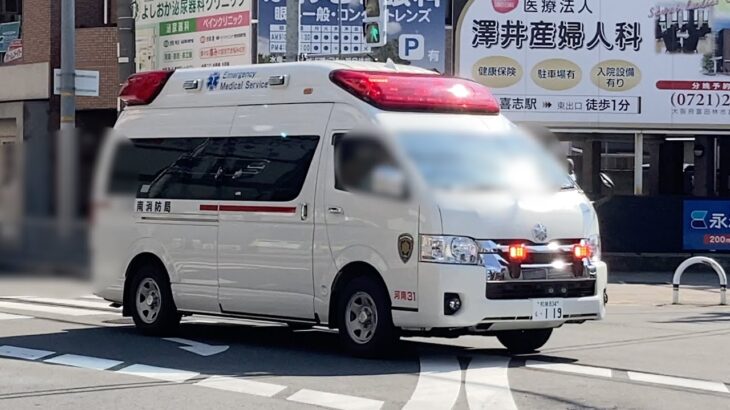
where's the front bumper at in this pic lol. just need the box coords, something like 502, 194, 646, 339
391, 261, 607, 330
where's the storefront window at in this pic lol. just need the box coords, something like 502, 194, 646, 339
1, 0, 21, 23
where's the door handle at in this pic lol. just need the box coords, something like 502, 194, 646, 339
327, 207, 344, 215
300, 203, 309, 221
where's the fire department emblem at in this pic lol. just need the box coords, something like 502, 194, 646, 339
492, 0, 519, 13
398, 234, 414, 263
532, 224, 548, 243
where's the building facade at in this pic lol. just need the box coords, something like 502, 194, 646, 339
0, 0, 120, 271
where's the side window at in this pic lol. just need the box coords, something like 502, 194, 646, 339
108, 137, 222, 200
219, 135, 320, 202
334, 135, 399, 194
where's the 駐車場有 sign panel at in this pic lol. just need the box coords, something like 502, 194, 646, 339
454, 0, 730, 128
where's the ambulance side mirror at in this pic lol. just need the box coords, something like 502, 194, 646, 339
371, 165, 407, 199
600, 172, 615, 192
592, 172, 615, 209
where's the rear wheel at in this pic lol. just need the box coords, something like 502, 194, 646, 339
337, 276, 398, 357
496, 328, 553, 354
129, 264, 181, 336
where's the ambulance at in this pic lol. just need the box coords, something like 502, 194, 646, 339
92, 61, 607, 356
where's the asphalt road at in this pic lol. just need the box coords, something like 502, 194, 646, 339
0, 276, 728, 409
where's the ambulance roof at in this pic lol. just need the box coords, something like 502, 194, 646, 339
140, 61, 437, 109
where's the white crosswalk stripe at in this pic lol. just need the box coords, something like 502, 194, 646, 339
465, 356, 518, 410
287, 389, 384, 410
116, 364, 200, 383
525, 360, 613, 378
628, 371, 729, 394
195, 375, 287, 397
0, 300, 113, 316
402, 355, 462, 410
0, 345, 55, 360
45, 354, 123, 370
0, 312, 32, 320
14, 296, 119, 312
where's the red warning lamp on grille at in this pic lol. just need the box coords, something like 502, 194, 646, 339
329, 69, 501, 114
573, 242, 591, 260
508, 244, 528, 262
119, 70, 174, 106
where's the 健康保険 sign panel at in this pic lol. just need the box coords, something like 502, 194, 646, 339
455, 0, 730, 128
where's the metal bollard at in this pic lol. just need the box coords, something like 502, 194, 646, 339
672, 256, 727, 306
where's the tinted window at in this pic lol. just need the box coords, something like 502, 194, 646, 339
108, 137, 222, 200
334, 136, 396, 193
219, 135, 319, 201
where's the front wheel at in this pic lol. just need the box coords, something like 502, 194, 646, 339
337, 276, 398, 357
129, 264, 181, 336
496, 328, 553, 354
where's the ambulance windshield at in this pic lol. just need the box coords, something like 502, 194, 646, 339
399, 131, 575, 193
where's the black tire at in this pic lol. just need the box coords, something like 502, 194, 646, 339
337, 276, 398, 357
128, 264, 181, 336
497, 328, 553, 354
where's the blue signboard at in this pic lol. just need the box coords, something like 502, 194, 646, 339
257, 0, 445, 72
683, 200, 730, 251
0, 22, 21, 54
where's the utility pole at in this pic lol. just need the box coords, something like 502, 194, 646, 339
117, 0, 136, 111
57, 0, 76, 237
285, 0, 299, 62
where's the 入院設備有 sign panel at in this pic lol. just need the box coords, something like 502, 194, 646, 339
454, 0, 730, 128
133, 0, 252, 71
683, 200, 730, 251
257, 0, 446, 73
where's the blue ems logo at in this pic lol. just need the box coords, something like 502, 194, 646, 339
207, 72, 220, 91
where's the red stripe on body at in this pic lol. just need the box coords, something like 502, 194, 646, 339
219, 205, 297, 214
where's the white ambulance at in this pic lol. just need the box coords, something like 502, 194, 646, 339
92, 61, 607, 356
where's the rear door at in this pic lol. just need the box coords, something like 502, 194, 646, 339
112, 106, 236, 313
130, 137, 223, 313
217, 104, 331, 320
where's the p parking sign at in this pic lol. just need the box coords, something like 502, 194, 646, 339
399, 34, 424, 61
683, 200, 730, 251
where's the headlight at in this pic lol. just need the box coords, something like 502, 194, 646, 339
588, 234, 601, 262
420, 235, 479, 265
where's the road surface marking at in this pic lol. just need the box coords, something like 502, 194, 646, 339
12, 296, 119, 312
0, 345, 55, 360
0, 313, 32, 321
402, 355, 461, 410
117, 364, 199, 383
525, 361, 613, 378
627, 371, 729, 393
195, 375, 286, 397
0, 301, 112, 316
287, 389, 384, 410
465, 356, 518, 410
163, 337, 229, 356
45, 354, 123, 370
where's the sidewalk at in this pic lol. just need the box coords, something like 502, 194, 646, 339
608, 271, 727, 306
0, 272, 727, 309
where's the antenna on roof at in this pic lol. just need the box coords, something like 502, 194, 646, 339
385, 58, 397, 71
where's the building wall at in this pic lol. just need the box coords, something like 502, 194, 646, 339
76, 27, 119, 110
17, 0, 54, 65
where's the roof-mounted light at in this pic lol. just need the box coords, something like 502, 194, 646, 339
329, 69, 500, 114
119, 70, 174, 106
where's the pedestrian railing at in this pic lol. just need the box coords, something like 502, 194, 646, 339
672, 256, 727, 306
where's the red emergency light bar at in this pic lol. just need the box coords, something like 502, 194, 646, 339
329, 69, 500, 115
119, 70, 174, 106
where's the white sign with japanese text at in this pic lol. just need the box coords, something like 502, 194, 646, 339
455, 0, 730, 128
133, 0, 252, 71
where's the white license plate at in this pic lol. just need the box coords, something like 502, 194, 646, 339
531, 299, 564, 321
